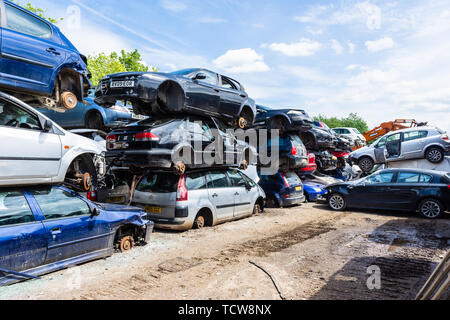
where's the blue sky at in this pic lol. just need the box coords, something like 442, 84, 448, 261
31, 0, 450, 132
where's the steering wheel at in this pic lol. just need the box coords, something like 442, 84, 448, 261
5, 119, 19, 127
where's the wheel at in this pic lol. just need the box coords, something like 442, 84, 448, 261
269, 117, 287, 133
119, 235, 134, 252
358, 157, 374, 173
60, 91, 78, 110
85, 112, 104, 130
418, 199, 444, 219
425, 147, 444, 164
266, 195, 279, 208
328, 193, 347, 211
193, 214, 206, 229
252, 203, 261, 215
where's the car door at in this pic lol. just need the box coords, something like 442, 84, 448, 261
385, 133, 402, 160
30, 187, 111, 264
0, 2, 66, 91
205, 171, 235, 221
390, 171, 428, 210
218, 76, 245, 118
347, 171, 396, 209
186, 70, 221, 115
0, 97, 62, 183
401, 130, 428, 160
0, 190, 47, 279
226, 170, 252, 217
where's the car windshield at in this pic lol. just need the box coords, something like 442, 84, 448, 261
257, 105, 271, 111
352, 128, 361, 134
136, 173, 179, 193
170, 69, 197, 76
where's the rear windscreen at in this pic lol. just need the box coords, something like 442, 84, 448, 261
136, 173, 179, 193
285, 172, 302, 185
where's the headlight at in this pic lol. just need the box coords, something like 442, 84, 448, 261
110, 105, 130, 113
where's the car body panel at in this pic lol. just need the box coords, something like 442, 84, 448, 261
303, 182, 327, 202
0, 186, 153, 286
258, 171, 305, 207
253, 105, 314, 132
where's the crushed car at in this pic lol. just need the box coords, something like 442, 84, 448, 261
253, 105, 314, 132
300, 121, 338, 151
258, 171, 305, 208
0, 0, 91, 111
0, 185, 153, 286
0, 92, 105, 191
94, 68, 256, 129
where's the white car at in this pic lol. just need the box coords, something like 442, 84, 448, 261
0, 92, 105, 190
332, 127, 366, 146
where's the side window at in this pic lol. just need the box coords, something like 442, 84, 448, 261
198, 71, 218, 86
32, 188, 91, 220
242, 174, 256, 187
386, 133, 401, 143
186, 172, 207, 190
227, 170, 246, 187
221, 77, 237, 90
365, 172, 395, 184
0, 99, 42, 130
403, 131, 427, 142
377, 136, 388, 148
342, 129, 351, 134
397, 172, 420, 183
419, 174, 433, 183
5, 4, 52, 38
0, 191, 35, 227
206, 171, 230, 188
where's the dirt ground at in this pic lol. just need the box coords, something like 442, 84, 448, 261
1, 203, 449, 300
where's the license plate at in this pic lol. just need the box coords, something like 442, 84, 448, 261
145, 206, 162, 214
131, 113, 146, 120
108, 196, 125, 203
295, 186, 303, 192
110, 81, 135, 88
110, 142, 129, 150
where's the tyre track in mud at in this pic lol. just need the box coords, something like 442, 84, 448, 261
79, 212, 350, 299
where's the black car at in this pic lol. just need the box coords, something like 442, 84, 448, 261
314, 150, 338, 173
253, 105, 314, 132
326, 169, 450, 219
94, 68, 256, 129
105, 116, 256, 175
300, 121, 338, 150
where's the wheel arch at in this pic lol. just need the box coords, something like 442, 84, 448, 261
56, 67, 84, 101
196, 207, 214, 227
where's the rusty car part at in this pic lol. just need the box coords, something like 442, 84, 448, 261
416, 250, 450, 300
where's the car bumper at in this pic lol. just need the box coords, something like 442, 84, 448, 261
279, 155, 308, 170
106, 150, 173, 168
280, 194, 305, 207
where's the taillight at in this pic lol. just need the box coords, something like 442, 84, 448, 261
106, 134, 117, 143
87, 191, 97, 201
280, 172, 290, 188
442, 135, 449, 141
176, 174, 188, 201
135, 132, 159, 142
291, 146, 298, 156
308, 153, 316, 164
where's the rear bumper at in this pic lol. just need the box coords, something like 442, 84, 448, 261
280, 194, 305, 207
106, 150, 173, 168
279, 155, 308, 170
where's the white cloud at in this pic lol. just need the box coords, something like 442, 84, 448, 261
268, 38, 321, 57
365, 37, 395, 52
160, 0, 187, 12
213, 48, 270, 74
347, 41, 356, 54
330, 39, 344, 55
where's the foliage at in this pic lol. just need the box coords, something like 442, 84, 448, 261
314, 113, 369, 133
12, 1, 62, 24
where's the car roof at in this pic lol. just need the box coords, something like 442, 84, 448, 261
385, 126, 437, 135
378, 168, 445, 176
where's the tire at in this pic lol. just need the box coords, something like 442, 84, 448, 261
418, 199, 444, 219
425, 147, 444, 164
328, 193, 347, 211
358, 157, 375, 173
85, 112, 104, 130
266, 195, 280, 208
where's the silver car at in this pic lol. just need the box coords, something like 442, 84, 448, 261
349, 127, 450, 172
131, 169, 266, 231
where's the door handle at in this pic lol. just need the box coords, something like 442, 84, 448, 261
235, 192, 239, 196
46, 48, 61, 55
50, 227, 62, 234
212, 193, 218, 198
240, 94, 247, 98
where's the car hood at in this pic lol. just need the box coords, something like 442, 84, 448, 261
61, 130, 106, 154
351, 145, 372, 156
98, 203, 144, 213
304, 182, 325, 189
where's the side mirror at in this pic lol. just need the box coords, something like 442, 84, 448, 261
193, 73, 207, 81
43, 119, 53, 132
245, 182, 253, 190
89, 204, 100, 218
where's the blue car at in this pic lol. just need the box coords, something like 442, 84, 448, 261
258, 171, 305, 208
0, 185, 154, 286
303, 182, 327, 202
0, 0, 90, 111
35, 96, 141, 130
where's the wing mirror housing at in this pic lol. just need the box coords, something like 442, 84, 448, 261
88, 204, 100, 218
193, 72, 207, 81
43, 119, 53, 132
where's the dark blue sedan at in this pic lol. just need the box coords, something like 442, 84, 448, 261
35, 96, 143, 130
258, 171, 305, 208
0, 1, 90, 111
0, 186, 154, 286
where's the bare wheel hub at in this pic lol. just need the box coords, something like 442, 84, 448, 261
195, 216, 205, 229
174, 161, 186, 175
61, 91, 78, 110
119, 236, 134, 252
238, 117, 248, 129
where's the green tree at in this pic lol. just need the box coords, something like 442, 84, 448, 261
88, 50, 157, 86
314, 113, 369, 133
12, 1, 62, 24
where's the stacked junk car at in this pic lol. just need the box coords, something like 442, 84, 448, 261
0, 0, 450, 298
